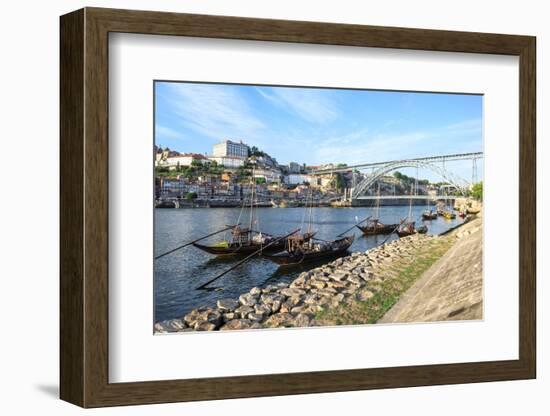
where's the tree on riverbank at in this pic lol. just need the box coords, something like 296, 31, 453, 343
471, 181, 483, 201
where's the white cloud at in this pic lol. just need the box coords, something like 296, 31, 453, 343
311, 118, 483, 168
155, 125, 186, 141
256, 87, 338, 124
164, 83, 265, 141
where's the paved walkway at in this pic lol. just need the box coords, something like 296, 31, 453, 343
379, 216, 483, 323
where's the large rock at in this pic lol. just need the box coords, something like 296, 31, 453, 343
194, 321, 217, 331
217, 298, 239, 312
235, 305, 254, 318
254, 304, 271, 316
290, 305, 306, 315
270, 300, 282, 313
220, 319, 253, 331
261, 293, 285, 305
249, 286, 262, 296
248, 312, 265, 323
239, 293, 259, 307
183, 308, 221, 328
223, 312, 237, 322
154, 323, 167, 333
280, 288, 306, 297
330, 271, 348, 281
294, 313, 313, 327
264, 313, 295, 328
303, 293, 319, 305
156, 319, 188, 332
199, 310, 223, 328
347, 275, 364, 286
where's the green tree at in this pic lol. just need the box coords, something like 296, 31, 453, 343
471, 181, 483, 201
186, 191, 198, 200
333, 173, 345, 190
183, 166, 195, 179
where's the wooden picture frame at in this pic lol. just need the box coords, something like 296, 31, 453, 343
60, 7, 536, 408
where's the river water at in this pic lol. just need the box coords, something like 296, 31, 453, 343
154, 206, 463, 321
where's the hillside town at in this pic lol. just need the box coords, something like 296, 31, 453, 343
155, 139, 441, 208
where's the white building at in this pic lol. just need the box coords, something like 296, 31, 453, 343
288, 162, 302, 174
164, 153, 209, 169
254, 168, 281, 183
208, 155, 245, 169
213, 139, 249, 158
284, 174, 312, 185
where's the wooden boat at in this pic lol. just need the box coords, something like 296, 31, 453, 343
443, 211, 456, 220
156, 199, 177, 208
415, 225, 428, 234
396, 221, 416, 238
356, 186, 398, 236
193, 227, 315, 256
264, 235, 355, 266
356, 219, 398, 236
192, 227, 282, 255
422, 210, 438, 220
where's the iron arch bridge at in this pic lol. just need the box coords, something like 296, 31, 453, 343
309, 152, 483, 200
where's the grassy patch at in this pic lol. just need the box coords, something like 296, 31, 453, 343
314, 237, 455, 326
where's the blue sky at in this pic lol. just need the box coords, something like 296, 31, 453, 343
155, 81, 483, 181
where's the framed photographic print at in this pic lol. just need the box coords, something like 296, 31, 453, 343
60, 7, 536, 408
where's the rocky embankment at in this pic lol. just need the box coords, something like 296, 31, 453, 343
155, 225, 468, 333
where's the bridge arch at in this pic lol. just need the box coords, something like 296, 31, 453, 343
352, 160, 470, 199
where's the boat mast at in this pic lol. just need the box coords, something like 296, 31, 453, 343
408, 184, 413, 221
376, 183, 381, 220
307, 187, 314, 234
249, 164, 255, 232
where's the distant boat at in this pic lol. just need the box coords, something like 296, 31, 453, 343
422, 210, 438, 220
422, 196, 437, 220
397, 184, 427, 237
443, 211, 456, 220
264, 235, 355, 266
415, 224, 428, 234
156, 199, 177, 208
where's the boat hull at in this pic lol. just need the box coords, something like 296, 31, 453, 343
264, 236, 355, 266
356, 223, 398, 236
422, 213, 438, 220
192, 241, 285, 256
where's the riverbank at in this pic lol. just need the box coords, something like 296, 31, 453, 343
379, 213, 482, 323
154, 214, 480, 332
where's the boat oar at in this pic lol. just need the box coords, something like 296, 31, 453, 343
154, 225, 236, 260
338, 216, 371, 237
196, 228, 300, 290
